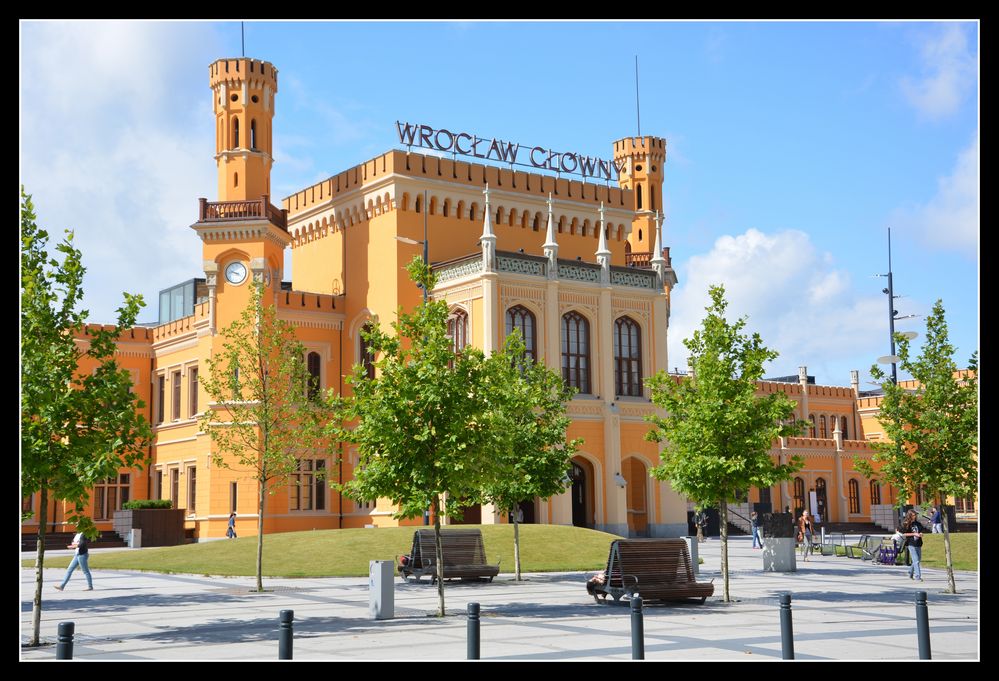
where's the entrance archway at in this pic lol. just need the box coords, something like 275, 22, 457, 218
623, 456, 649, 537
571, 457, 595, 528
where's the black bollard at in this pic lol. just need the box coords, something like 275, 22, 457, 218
631, 597, 645, 660
278, 609, 294, 660
467, 602, 480, 660
915, 591, 931, 660
56, 621, 75, 660
779, 592, 794, 660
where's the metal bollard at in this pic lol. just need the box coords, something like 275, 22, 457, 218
467, 602, 480, 660
56, 621, 75, 660
779, 592, 794, 660
278, 609, 294, 660
631, 597, 645, 660
915, 591, 931, 660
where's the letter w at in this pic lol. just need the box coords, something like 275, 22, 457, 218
396, 121, 419, 146
496, 142, 520, 163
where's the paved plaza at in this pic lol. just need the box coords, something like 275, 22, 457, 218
20, 535, 979, 661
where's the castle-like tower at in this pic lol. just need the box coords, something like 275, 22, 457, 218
209, 57, 278, 202
613, 136, 666, 256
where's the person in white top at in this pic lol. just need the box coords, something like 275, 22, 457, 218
53, 531, 93, 591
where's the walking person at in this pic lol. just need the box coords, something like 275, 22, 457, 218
798, 510, 815, 561
750, 511, 762, 549
226, 512, 237, 539
903, 509, 925, 581
930, 506, 943, 534
693, 510, 708, 543
53, 531, 92, 591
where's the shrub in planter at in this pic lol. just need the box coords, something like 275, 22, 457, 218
122, 499, 173, 510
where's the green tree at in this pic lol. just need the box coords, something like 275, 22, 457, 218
325, 258, 498, 617
20, 188, 152, 646
856, 300, 978, 594
199, 282, 326, 593
481, 332, 582, 580
645, 285, 806, 601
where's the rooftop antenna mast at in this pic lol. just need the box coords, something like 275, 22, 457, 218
241, 22, 245, 57
635, 56, 642, 137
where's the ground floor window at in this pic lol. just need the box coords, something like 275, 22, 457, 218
954, 497, 976, 514
94, 474, 131, 520
848, 479, 861, 514
187, 466, 197, 513
290, 459, 327, 511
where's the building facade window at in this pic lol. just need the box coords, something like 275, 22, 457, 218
189, 367, 199, 417
954, 497, 976, 514
22, 494, 34, 515
815, 477, 828, 521
170, 469, 179, 510
307, 351, 321, 401
447, 309, 468, 354
93, 473, 130, 521
230, 481, 238, 514
290, 459, 327, 511
187, 466, 197, 513
841, 416, 849, 440
157, 375, 165, 424
808, 414, 815, 438
233, 117, 239, 148
505, 305, 537, 362
758, 486, 771, 507
250, 119, 257, 149
819, 415, 827, 439
614, 316, 643, 397
870, 480, 881, 506
561, 311, 591, 394
172, 370, 182, 420
153, 469, 163, 501
793, 477, 805, 514
848, 479, 861, 514
359, 324, 376, 380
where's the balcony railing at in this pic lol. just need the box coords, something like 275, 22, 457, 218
198, 195, 287, 231
625, 247, 672, 269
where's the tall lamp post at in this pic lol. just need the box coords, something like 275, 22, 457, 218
395, 189, 429, 304
876, 228, 918, 384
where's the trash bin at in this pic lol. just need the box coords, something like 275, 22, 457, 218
369, 560, 394, 620
683, 536, 699, 576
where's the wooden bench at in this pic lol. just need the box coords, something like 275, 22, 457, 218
588, 539, 714, 605
398, 528, 500, 584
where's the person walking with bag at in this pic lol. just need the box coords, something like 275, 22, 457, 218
53, 531, 92, 591
903, 509, 926, 581
226, 512, 237, 539
750, 511, 762, 549
798, 510, 815, 561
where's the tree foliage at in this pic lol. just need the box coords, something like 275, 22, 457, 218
20, 187, 152, 645
481, 331, 582, 579
856, 299, 977, 593
199, 281, 327, 592
645, 285, 806, 601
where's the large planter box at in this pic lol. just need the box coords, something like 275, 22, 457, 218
113, 509, 187, 547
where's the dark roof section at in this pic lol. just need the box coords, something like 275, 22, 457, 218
765, 374, 816, 385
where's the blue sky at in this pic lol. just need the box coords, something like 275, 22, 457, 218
19, 20, 979, 387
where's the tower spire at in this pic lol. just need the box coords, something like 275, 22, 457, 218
543, 192, 559, 276
480, 183, 496, 272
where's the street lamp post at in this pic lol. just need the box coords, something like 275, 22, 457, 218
395, 189, 429, 304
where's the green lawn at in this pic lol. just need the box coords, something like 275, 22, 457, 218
840, 533, 977, 571
27, 525, 621, 577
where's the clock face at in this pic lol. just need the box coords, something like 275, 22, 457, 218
225, 261, 247, 285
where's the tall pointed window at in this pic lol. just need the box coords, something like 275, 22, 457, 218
250, 119, 257, 149
307, 352, 321, 400
233, 118, 239, 148
614, 316, 642, 397
793, 477, 805, 514
447, 309, 469, 354
505, 306, 536, 362
819, 415, 827, 439
848, 479, 861, 514
841, 416, 849, 440
359, 323, 376, 380
870, 480, 881, 506
561, 311, 590, 394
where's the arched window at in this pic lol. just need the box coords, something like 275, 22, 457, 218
614, 316, 642, 397
561, 311, 590, 394
307, 352, 321, 401
815, 478, 827, 520
233, 118, 239, 148
808, 414, 816, 438
250, 119, 257, 149
533, 213, 540, 231
442, 199, 450, 217
415, 195, 422, 213
505, 305, 536, 362
758, 486, 771, 507
848, 479, 861, 514
233, 172, 238, 188
819, 415, 827, 439
447, 309, 468, 354
637, 185, 643, 210
650, 185, 655, 211
793, 477, 805, 514
870, 480, 881, 506
359, 323, 376, 380
841, 416, 849, 440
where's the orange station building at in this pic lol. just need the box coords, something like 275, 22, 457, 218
23, 56, 924, 542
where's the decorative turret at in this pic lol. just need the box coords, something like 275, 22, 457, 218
614, 135, 666, 255
481, 183, 496, 272
542, 192, 558, 277
209, 57, 278, 202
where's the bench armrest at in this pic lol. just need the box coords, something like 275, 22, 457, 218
622, 574, 639, 589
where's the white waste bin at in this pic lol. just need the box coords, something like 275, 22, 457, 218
683, 536, 699, 576
129, 528, 142, 549
369, 560, 394, 620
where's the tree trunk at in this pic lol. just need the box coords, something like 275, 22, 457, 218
940, 493, 956, 594
433, 496, 445, 617
256, 478, 266, 592
720, 499, 730, 602
513, 511, 522, 581
29, 487, 49, 647
696, 519, 704, 543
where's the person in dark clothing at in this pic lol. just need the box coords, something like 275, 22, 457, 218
903, 509, 925, 581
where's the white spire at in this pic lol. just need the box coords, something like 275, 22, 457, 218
543, 192, 558, 250
480, 183, 496, 272
650, 210, 666, 267
595, 201, 610, 260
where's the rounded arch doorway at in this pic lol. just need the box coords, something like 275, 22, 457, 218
571, 456, 595, 529
623, 456, 649, 537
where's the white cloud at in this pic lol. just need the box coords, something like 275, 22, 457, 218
20, 21, 221, 323
667, 229, 885, 386
900, 23, 975, 121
